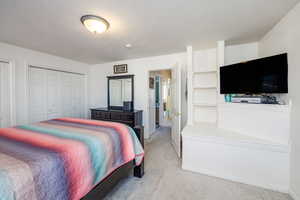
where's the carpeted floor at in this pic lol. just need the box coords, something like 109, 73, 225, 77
104, 127, 292, 200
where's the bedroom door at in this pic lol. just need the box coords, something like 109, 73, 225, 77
0, 61, 12, 128
148, 75, 156, 135
171, 63, 182, 158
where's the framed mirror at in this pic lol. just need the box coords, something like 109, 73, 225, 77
107, 75, 134, 110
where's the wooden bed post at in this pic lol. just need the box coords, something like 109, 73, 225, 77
133, 126, 144, 178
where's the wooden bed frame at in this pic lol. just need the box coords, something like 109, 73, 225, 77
82, 126, 144, 199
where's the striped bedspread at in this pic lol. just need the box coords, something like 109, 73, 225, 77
0, 118, 144, 200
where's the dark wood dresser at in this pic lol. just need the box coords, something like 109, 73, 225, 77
90, 107, 144, 177
90, 107, 143, 128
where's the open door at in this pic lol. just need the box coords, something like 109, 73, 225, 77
171, 63, 181, 158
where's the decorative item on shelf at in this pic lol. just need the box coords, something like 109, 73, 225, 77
225, 94, 232, 102
113, 64, 128, 74
149, 77, 154, 89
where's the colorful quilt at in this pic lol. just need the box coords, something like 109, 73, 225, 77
0, 118, 144, 200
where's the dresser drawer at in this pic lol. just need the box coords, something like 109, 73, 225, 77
111, 112, 134, 121
121, 113, 134, 121
110, 112, 122, 120
91, 111, 111, 120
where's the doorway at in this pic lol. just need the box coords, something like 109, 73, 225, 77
148, 70, 172, 135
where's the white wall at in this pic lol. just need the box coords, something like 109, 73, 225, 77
89, 52, 187, 138
0, 42, 89, 125
225, 42, 258, 65
258, 2, 300, 199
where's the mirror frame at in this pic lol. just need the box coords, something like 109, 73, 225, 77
107, 75, 134, 110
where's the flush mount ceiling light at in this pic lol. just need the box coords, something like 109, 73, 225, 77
125, 44, 132, 48
81, 15, 110, 34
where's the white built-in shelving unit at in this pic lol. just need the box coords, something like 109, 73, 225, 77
183, 42, 290, 191
186, 41, 225, 126
190, 48, 218, 125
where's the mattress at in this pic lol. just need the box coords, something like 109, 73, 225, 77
0, 118, 144, 200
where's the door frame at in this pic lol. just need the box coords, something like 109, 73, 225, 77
171, 63, 182, 158
0, 58, 16, 126
147, 67, 173, 137
26, 63, 89, 123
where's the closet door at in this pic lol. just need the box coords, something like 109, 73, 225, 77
29, 67, 85, 122
61, 73, 73, 117
71, 74, 84, 118
46, 70, 61, 119
0, 62, 11, 127
28, 67, 47, 123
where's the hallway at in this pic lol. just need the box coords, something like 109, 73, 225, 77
105, 127, 291, 200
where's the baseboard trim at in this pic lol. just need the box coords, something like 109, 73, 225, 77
289, 187, 300, 200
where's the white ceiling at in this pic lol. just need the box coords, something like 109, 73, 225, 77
0, 0, 299, 64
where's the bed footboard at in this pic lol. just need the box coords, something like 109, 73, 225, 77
133, 126, 144, 178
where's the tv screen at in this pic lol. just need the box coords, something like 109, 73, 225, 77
220, 53, 288, 94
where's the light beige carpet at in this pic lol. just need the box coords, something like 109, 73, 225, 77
104, 127, 292, 200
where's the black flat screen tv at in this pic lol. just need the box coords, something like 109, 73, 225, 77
220, 53, 288, 94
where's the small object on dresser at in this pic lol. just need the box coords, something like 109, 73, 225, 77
123, 101, 133, 111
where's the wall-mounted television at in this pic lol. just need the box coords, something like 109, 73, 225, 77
220, 53, 288, 94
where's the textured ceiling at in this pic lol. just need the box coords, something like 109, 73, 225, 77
0, 0, 299, 64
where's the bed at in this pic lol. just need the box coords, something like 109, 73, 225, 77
0, 118, 144, 200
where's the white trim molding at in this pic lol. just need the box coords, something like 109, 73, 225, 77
290, 187, 300, 200
0, 58, 16, 126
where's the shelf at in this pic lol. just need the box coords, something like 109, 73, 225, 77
193, 89, 217, 105
194, 86, 217, 89
193, 70, 217, 74
219, 102, 290, 112
193, 103, 217, 107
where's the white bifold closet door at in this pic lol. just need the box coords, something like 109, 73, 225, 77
61, 73, 74, 118
71, 74, 84, 118
47, 70, 61, 119
28, 67, 47, 123
29, 66, 85, 123
0, 61, 12, 128
61, 72, 85, 118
